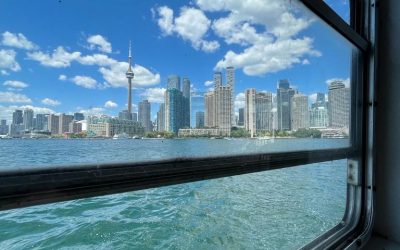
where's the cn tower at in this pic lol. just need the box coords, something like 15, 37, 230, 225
126, 41, 134, 117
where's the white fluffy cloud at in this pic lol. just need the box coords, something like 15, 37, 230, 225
58, 74, 67, 81
1, 31, 38, 50
78, 107, 105, 116
0, 91, 31, 103
27, 46, 81, 68
3, 80, 28, 89
204, 80, 213, 86
234, 92, 245, 111
87, 35, 112, 53
326, 77, 350, 88
0, 49, 21, 72
140, 88, 166, 103
41, 98, 61, 106
104, 100, 118, 108
71, 76, 98, 89
156, 6, 219, 53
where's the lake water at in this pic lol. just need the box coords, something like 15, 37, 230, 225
0, 138, 348, 249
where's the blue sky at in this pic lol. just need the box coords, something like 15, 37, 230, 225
0, 0, 351, 122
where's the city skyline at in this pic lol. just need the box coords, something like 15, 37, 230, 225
0, 0, 350, 123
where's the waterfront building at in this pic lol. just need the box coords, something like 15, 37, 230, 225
190, 92, 205, 128
35, 114, 48, 131
182, 77, 191, 128
138, 100, 152, 132
87, 116, 144, 137
132, 112, 138, 122
12, 110, 23, 125
238, 108, 244, 127
73, 112, 84, 121
165, 88, 183, 133
256, 92, 274, 132
196, 111, 205, 128
59, 114, 74, 134
226, 66, 235, 126
215, 85, 232, 135
277, 79, 297, 130
0, 120, 8, 135
9, 124, 24, 137
69, 121, 82, 134
204, 92, 216, 128
291, 93, 310, 131
245, 89, 256, 136
310, 106, 329, 128
178, 128, 229, 137
48, 114, 60, 135
23, 109, 34, 131
167, 75, 180, 90
328, 80, 350, 128
157, 103, 165, 132
126, 41, 134, 119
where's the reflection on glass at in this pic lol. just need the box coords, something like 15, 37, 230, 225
0, 0, 354, 168
0, 160, 347, 249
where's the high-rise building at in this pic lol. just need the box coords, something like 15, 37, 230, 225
0, 120, 8, 135
165, 88, 183, 133
126, 41, 134, 118
35, 114, 48, 131
256, 92, 274, 132
138, 100, 152, 132
59, 114, 74, 134
311, 93, 326, 109
9, 124, 24, 137
213, 72, 222, 89
215, 85, 232, 135
277, 79, 297, 131
73, 112, 85, 121
69, 121, 83, 134
23, 109, 34, 131
238, 108, 244, 127
310, 106, 329, 128
167, 75, 180, 90
226, 66, 235, 126
196, 111, 205, 128
328, 80, 350, 128
291, 93, 309, 131
132, 112, 138, 122
157, 103, 165, 132
182, 77, 191, 128
204, 92, 216, 128
48, 114, 59, 135
118, 110, 132, 121
12, 110, 23, 125
190, 92, 205, 128
245, 89, 256, 136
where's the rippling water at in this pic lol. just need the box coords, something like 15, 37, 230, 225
0, 139, 347, 249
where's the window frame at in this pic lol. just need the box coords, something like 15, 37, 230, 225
0, 0, 376, 249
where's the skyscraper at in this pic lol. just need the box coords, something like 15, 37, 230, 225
213, 72, 222, 89
73, 112, 84, 121
204, 92, 216, 128
35, 114, 48, 131
196, 111, 205, 128
190, 92, 205, 128
138, 100, 152, 132
182, 77, 191, 128
165, 88, 183, 133
245, 88, 256, 136
126, 41, 134, 118
226, 66, 235, 126
48, 114, 59, 135
23, 109, 34, 131
310, 107, 329, 128
328, 80, 350, 128
167, 75, 180, 90
238, 108, 244, 127
256, 92, 274, 132
291, 93, 309, 131
12, 110, 23, 125
215, 85, 232, 135
157, 103, 165, 132
277, 79, 297, 131
59, 113, 74, 134
0, 120, 8, 135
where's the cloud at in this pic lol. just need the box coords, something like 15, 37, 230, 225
326, 77, 350, 88
58, 74, 67, 81
104, 100, 118, 108
234, 92, 245, 111
78, 107, 105, 116
71, 76, 98, 89
27, 46, 81, 68
1, 70, 9, 76
1, 31, 38, 50
140, 88, 166, 103
0, 105, 55, 123
3, 80, 28, 89
87, 35, 112, 53
77, 53, 116, 66
0, 91, 32, 103
156, 6, 219, 52
41, 98, 61, 106
204, 80, 213, 87
0, 49, 21, 72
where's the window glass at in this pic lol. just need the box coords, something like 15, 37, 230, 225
323, 0, 351, 24
0, 0, 355, 168
0, 160, 347, 249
